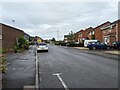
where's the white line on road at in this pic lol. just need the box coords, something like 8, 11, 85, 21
53, 73, 69, 90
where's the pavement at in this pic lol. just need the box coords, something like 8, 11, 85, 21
105, 51, 120, 55
2, 45, 36, 90
38, 45, 118, 88
74, 47, 120, 60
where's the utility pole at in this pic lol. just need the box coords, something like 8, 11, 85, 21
57, 30, 59, 41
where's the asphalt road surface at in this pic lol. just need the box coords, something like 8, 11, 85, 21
38, 44, 118, 89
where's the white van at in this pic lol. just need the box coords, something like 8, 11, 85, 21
84, 40, 98, 47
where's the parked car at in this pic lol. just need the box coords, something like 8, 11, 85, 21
60, 42, 67, 46
84, 40, 98, 47
87, 42, 111, 50
66, 42, 84, 47
112, 41, 120, 49
37, 43, 48, 52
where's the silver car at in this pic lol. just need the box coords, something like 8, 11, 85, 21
37, 43, 48, 52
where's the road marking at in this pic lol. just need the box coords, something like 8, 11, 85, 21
53, 73, 69, 90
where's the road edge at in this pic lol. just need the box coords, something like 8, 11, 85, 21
73, 47, 120, 60
35, 50, 40, 90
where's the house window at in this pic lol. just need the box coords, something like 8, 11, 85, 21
92, 31, 95, 35
109, 28, 112, 32
104, 37, 109, 44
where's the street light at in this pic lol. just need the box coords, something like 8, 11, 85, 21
12, 19, 15, 27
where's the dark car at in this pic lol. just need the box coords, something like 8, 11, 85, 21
112, 41, 120, 49
87, 42, 111, 50
66, 42, 84, 47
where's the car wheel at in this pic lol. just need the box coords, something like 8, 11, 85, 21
89, 48, 92, 50
107, 47, 110, 50
92, 47, 96, 50
119, 47, 120, 50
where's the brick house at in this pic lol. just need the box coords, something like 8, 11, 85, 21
94, 21, 110, 42
74, 27, 95, 43
83, 27, 95, 40
74, 30, 84, 43
100, 20, 120, 45
0, 23, 30, 52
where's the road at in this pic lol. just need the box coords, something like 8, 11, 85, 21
38, 44, 118, 89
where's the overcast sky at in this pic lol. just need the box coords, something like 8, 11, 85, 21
0, 1, 119, 40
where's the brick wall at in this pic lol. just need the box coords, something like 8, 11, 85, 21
101, 21, 118, 45
74, 30, 84, 42
74, 32, 79, 42
118, 20, 120, 41
1, 24, 25, 52
95, 22, 110, 42
0, 24, 2, 50
83, 27, 94, 39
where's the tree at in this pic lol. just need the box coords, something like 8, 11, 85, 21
51, 38, 56, 42
68, 31, 75, 42
18, 37, 29, 49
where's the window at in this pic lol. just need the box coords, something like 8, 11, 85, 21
92, 31, 95, 35
109, 29, 112, 32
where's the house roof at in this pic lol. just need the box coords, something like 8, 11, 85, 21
84, 27, 94, 33
75, 30, 84, 35
94, 21, 110, 29
35, 36, 43, 40
111, 19, 120, 25
0, 23, 30, 37
0, 23, 24, 33
100, 19, 120, 30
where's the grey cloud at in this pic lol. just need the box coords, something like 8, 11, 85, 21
1, 2, 118, 40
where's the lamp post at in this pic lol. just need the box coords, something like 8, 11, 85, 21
12, 19, 15, 27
